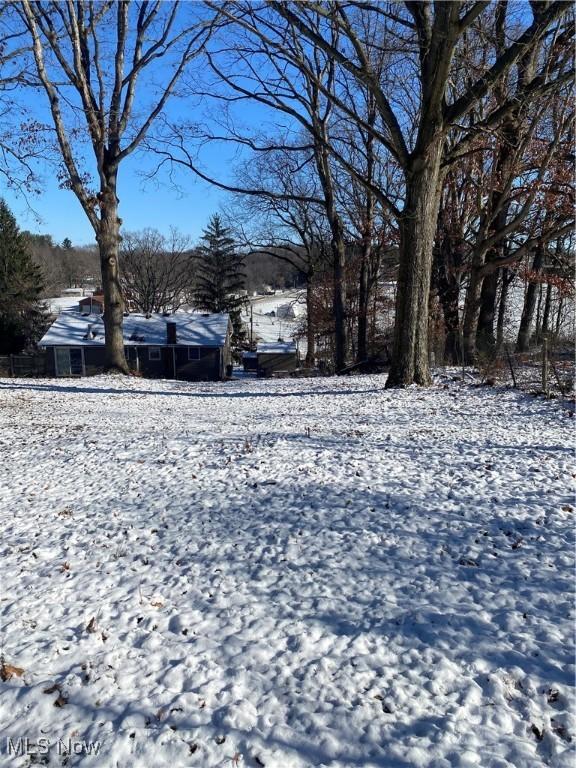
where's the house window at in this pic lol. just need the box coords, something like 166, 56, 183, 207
188, 347, 200, 361
55, 347, 84, 376
149, 347, 161, 361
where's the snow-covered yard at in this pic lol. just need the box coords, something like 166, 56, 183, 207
0, 374, 573, 768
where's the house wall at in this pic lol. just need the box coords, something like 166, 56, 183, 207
46, 345, 225, 381
46, 349, 56, 376
174, 347, 221, 381
83, 347, 107, 375
221, 325, 233, 376
257, 352, 298, 377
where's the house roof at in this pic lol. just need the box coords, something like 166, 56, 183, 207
40, 311, 230, 348
256, 341, 297, 354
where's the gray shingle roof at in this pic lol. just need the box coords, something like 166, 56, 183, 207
40, 311, 230, 348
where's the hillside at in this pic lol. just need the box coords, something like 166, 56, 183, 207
0, 375, 573, 767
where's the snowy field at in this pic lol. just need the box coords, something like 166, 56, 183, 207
0, 374, 574, 768
243, 292, 303, 348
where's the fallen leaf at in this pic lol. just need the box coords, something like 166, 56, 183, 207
0, 663, 24, 682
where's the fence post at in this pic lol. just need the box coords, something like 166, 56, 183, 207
541, 336, 549, 397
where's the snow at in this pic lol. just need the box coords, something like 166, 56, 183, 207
244, 292, 303, 347
0, 374, 574, 768
256, 341, 297, 355
43, 297, 84, 314
39, 312, 230, 349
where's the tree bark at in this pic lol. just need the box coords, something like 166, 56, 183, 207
516, 245, 543, 352
441, 283, 461, 365
496, 269, 510, 349
541, 281, 553, 339
97, 185, 128, 373
387, 141, 444, 387
305, 275, 315, 366
462, 265, 482, 364
555, 296, 564, 337
476, 269, 499, 356
534, 282, 544, 342
357, 250, 369, 362
432, 234, 461, 366
331, 229, 347, 372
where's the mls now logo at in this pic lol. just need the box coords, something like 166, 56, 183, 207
5, 737, 102, 758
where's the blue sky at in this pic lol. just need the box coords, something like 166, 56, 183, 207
1, 2, 250, 248
5, 147, 229, 248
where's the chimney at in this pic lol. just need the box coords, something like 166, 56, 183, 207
166, 321, 177, 345
84, 323, 94, 340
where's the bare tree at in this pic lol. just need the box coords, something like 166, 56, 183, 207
455, 4, 575, 362
229, 145, 330, 364
17, 1, 216, 371
149, 5, 355, 370
120, 228, 194, 314
239, 1, 573, 385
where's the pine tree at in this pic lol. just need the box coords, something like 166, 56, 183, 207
0, 199, 47, 354
194, 214, 247, 347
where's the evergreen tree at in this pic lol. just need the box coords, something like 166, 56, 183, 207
0, 199, 47, 354
194, 214, 247, 347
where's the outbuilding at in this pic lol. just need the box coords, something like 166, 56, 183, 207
78, 292, 105, 314
256, 341, 299, 377
242, 350, 258, 372
39, 311, 232, 381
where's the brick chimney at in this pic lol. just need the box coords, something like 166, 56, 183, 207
166, 321, 177, 345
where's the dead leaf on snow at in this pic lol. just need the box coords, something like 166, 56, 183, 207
0, 662, 24, 681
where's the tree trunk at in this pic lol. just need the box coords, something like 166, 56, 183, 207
387, 141, 443, 387
332, 231, 347, 372
432, 236, 461, 365
462, 261, 484, 365
555, 296, 563, 336
534, 283, 544, 342
541, 281, 552, 339
97, 186, 129, 373
476, 269, 499, 356
357, 253, 368, 363
442, 284, 461, 365
305, 275, 315, 366
496, 269, 510, 349
516, 246, 543, 352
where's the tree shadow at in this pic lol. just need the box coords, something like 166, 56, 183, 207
0, 380, 382, 399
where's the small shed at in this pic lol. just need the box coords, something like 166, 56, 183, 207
242, 351, 257, 372
256, 341, 298, 378
78, 292, 104, 314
